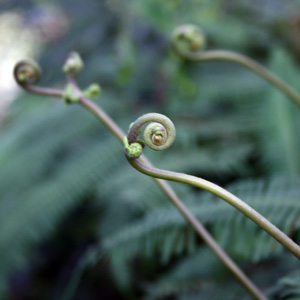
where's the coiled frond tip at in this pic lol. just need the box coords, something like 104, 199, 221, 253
14, 59, 41, 85
62, 52, 84, 76
124, 113, 176, 158
123, 136, 143, 158
172, 24, 206, 54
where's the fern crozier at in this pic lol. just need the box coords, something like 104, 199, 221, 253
62, 52, 84, 76
124, 113, 176, 157
14, 59, 41, 85
172, 24, 206, 54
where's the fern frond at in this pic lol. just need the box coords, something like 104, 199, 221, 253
275, 271, 300, 300
0, 98, 125, 292
259, 48, 300, 175
103, 176, 300, 266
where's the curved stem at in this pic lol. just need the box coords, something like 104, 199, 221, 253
15, 78, 268, 300
150, 179, 268, 300
127, 156, 300, 260
81, 97, 268, 300
18, 84, 63, 98
79, 97, 125, 140
177, 49, 300, 107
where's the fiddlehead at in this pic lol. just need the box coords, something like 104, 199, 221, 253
62, 51, 84, 76
171, 24, 300, 107
13, 59, 63, 98
124, 113, 176, 158
14, 59, 41, 86
124, 113, 300, 260
172, 24, 206, 56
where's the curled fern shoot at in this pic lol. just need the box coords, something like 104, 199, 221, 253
125, 113, 300, 260
124, 113, 176, 158
172, 24, 300, 107
13, 59, 63, 98
14, 59, 41, 85
62, 51, 84, 76
172, 24, 206, 53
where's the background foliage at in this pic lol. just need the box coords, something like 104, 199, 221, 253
1, 0, 300, 299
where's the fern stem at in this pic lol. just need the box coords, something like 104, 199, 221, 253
80, 98, 268, 300
176, 49, 300, 107
139, 160, 268, 300
19, 85, 63, 98
77, 92, 269, 299
13, 59, 268, 300
127, 156, 300, 261
79, 97, 125, 141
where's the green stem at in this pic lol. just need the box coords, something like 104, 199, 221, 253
145, 174, 268, 300
127, 156, 300, 261
176, 49, 300, 107
20, 85, 63, 98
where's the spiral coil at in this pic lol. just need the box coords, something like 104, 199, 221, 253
172, 24, 206, 55
124, 113, 176, 158
14, 59, 41, 86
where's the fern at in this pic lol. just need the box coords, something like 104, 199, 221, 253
259, 48, 300, 175
103, 176, 300, 265
58, 176, 299, 299
0, 95, 128, 294
274, 271, 300, 300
